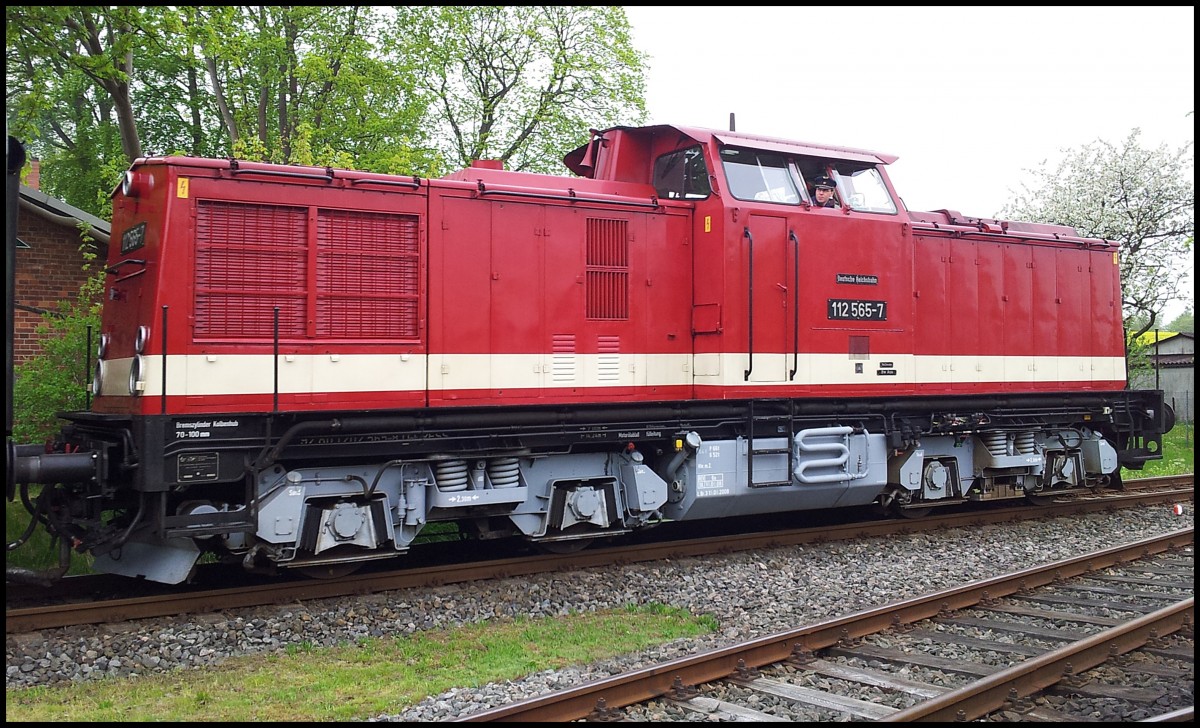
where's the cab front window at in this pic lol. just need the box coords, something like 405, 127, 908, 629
833, 166, 897, 214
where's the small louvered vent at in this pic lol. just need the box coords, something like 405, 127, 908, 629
585, 218, 629, 320
597, 335, 620, 383
195, 201, 308, 338
551, 334, 577, 383
317, 209, 421, 338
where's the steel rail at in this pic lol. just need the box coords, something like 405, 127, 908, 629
881, 597, 1194, 721
451, 528, 1194, 722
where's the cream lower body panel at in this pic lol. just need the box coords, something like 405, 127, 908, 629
95, 352, 1127, 398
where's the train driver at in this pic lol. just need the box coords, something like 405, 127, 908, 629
810, 175, 838, 208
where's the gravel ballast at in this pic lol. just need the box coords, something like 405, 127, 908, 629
5, 507, 1193, 721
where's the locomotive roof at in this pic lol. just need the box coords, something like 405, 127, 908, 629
676, 125, 900, 165
562, 124, 899, 177
122, 136, 1105, 247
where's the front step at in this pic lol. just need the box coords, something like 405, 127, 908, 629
747, 400, 793, 489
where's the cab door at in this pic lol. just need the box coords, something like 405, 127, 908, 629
742, 214, 792, 383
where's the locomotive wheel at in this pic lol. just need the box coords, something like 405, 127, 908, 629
297, 563, 362, 580
877, 486, 931, 519
536, 539, 593, 555
1025, 492, 1060, 506
896, 505, 932, 519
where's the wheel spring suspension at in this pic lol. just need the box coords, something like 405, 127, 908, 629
1014, 432, 1037, 454
982, 432, 1007, 457
435, 460, 469, 492
488, 457, 521, 488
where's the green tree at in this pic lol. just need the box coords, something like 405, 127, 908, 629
5, 6, 233, 215
1166, 309, 1194, 333
7, 5, 649, 211
386, 5, 647, 174
11, 260, 103, 444
186, 6, 438, 173
999, 129, 1194, 338
6, 7, 152, 216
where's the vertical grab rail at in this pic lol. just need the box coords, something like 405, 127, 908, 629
160, 306, 168, 414
788, 230, 799, 381
85, 326, 92, 409
747, 399, 755, 486
743, 226, 754, 380
272, 306, 280, 413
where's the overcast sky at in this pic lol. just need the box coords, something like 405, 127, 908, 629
623, 6, 1194, 317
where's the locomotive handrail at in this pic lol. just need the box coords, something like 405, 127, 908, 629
114, 269, 147, 283
85, 326, 92, 409
228, 159, 335, 183
909, 223, 1112, 248
789, 230, 799, 381
273, 307, 280, 413
104, 258, 145, 274
350, 176, 421, 189
475, 181, 660, 208
106, 258, 148, 283
744, 226, 754, 381
160, 305, 168, 415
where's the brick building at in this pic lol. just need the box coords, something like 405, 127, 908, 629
14, 174, 111, 363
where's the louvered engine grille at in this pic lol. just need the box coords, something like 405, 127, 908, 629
194, 200, 420, 340
317, 209, 420, 338
585, 218, 629, 320
194, 201, 308, 337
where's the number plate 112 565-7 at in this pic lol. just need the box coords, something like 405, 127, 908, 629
827, 299, 887, 321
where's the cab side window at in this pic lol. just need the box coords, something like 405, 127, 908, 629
653, 146, 711, 200
797, 162, 834, 202
720, 147, 801, 204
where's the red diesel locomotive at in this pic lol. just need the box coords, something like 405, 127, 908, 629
7, 124, 1173, 584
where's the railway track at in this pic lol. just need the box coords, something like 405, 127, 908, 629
451, 528, 1194, 722
6, 476, 1193, 634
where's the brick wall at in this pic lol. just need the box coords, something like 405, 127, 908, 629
26, 158, 40, 190
14, 210, 98, 363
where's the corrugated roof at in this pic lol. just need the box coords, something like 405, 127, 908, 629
1151, 354, 1194, 367
18, 184, 110, 242
1135, 330, 1194, 346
